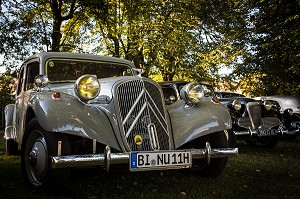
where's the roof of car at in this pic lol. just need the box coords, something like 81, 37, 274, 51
26, 52, 135, 67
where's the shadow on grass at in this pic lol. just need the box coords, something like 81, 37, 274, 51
0, 131, 299, 199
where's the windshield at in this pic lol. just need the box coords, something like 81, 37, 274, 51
46, 59, 132, 82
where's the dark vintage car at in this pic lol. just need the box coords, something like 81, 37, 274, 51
216, 93, 282, 148
160, 83, 282, 148
4, 53, 237, 190
255, 96, 300, 139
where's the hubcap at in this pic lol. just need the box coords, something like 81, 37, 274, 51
25, 132, 48, 186
29, 150, 37, 166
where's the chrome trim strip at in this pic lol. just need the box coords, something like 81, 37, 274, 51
145, 89, 167, 123
125, 102, 148, 138
147, 103, 168, 133
148, 123, 160, 150
122, 89, 145, 125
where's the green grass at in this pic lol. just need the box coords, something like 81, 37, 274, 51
1, 130, 300, 199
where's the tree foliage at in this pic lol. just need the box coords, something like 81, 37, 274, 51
232, 0, 300, 96
0, 0, 299, 96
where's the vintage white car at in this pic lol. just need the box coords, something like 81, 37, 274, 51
4, 53, 237, 190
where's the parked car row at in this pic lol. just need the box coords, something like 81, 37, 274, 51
3, 53, 238, 191
4, 52, 299, 191
159, 82, 300, 149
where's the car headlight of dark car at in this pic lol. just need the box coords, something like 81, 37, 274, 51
263, 100, 273, 111
75, 75, 100, 101
180, 82, 204, 104
231, 99, 242, 111
284, 108, 293, 115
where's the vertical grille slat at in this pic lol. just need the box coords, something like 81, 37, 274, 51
246, 102, 262, 129
116, 79, 170, 151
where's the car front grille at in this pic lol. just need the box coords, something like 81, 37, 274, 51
116, 79, 170, 151
246, 102, 262, 129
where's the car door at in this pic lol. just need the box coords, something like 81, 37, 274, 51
15, 59, 40, 143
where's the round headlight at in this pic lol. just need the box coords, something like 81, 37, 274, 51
180, 82, 204, 104
264, 100, 273, 111
232, 99, 242, 111
284, 108, 293, 115
34, 75, 49, 88
75, 75, 100, 101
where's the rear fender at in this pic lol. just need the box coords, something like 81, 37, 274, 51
4, 104, 16, 140
168, 99, 232, 148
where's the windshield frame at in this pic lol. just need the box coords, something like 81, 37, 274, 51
45, 58, 133, 82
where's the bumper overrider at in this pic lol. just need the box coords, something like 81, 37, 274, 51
51, 142, 238, 172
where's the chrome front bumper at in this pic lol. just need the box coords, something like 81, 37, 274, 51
234, 128, 279, 137
51, 143, 238, 171
234, 127, 299, 137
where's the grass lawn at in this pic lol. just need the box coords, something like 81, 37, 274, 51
1, 130, 299, 199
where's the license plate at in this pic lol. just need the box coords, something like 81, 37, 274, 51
130, 150, 192, 171
257, 129, 278, 136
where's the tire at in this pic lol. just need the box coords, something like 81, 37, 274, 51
21, 118, 71, 191
5, 139, 18, 156
186, 131, 229, 177
246, 135, 279, 148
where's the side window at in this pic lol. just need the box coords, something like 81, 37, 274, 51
25, 62, 39, 91
16, 67, 25, 96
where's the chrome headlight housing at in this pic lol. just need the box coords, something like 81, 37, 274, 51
284, 108, 293, 115
180, 82, 204, 104
34, 75, 49, 88
263, 100, 273, 111
75, 75, 100, 101
232, 99, 242, 111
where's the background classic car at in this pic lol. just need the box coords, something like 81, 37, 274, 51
160, 83, 282, 148
4, 53, 237, 190
217, 94, 282, 148
255, 96, 300, 139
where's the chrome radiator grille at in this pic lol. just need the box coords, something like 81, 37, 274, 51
246, 102, 262, 129
116, 79, 170, 151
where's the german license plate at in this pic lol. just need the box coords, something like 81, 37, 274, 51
257, 129, 278, 136
130, 150, 192, 171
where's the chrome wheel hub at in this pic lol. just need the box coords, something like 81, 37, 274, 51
26, 133, 48, 186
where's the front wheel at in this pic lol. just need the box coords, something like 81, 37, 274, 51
183, 131, 229, 177
21, 118, 71, 190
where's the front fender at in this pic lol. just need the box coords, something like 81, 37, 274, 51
30, 92, 121, 151
168, 99, 232, 148
4, 104, 16, 140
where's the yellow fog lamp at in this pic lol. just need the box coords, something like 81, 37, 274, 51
75, 75, 100, 101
